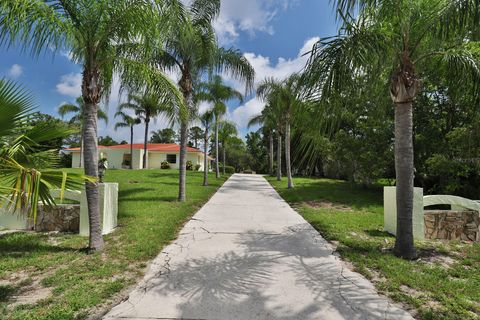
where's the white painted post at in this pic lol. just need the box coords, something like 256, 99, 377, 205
384, 186, 425, 240
0, 207, 29, 230
79, 183, 118, 236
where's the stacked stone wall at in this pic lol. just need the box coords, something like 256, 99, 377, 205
28, 205, 80, 232
424, 210, 479, 242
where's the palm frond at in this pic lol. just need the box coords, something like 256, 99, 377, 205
0, 0, 71, 56
214, 48, 255, 95
0, 79, 91, 223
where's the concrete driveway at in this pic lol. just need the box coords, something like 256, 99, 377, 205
104, 174, 413, 320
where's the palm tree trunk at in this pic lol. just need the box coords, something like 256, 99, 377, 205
79, 137, 83, 168
203, 130, 208, 186
393, 101, 416, 259
277, 132, 282, 181
179, 121, 188, 201
82, 68, 104, 252
223, 142, 226, 175
269, 132, 274, 176
82, 108, 104, 252
130, 126, 134, 170
285, 122, 294, 188
215, 117, 220, 178
143, 118, 149, 169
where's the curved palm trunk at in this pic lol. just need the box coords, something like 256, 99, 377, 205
223, 142, 226, 175
391, 55, 418, 260
277, 131, 282, 181
178, 77, 193, 201
269, 132, 274, 176
143, 118, 149, 169
393, 101, 416, 259
203, 129, 209, 186
285, 122, 293, 188
130, 126, 134, 170
79, 137, 83, 168
215, 117, 220, 178
82, 69, 103, 252
179, 121, 188, 201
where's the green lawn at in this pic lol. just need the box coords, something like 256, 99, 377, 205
267, 177, 480, 320
1, 169, 229, 320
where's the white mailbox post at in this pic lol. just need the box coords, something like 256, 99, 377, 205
384, 187, 425, 240
0, 183, 118, 236
79, 183, 118, 236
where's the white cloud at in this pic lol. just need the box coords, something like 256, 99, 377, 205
248, 36, 319, 84
182, 0, 294, 45
222, 37, 319, 95
56, 73, 82, 97
224, 37, 319, 133
229, 97, 265, 130
8, 64, 23, 79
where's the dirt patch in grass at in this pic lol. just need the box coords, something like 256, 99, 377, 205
9, 279, 51, 308
302, 200, 352, 211
417, 248, 457, 268
368, 269, 387, 283
399, 285, 424, 299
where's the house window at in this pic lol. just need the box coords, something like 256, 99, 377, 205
166, 154, 177, 164
122, 153, 132, 166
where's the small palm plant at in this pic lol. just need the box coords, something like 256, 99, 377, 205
0, 80, 88, 225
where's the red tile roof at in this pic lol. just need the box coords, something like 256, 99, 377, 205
64, 143, 202, 153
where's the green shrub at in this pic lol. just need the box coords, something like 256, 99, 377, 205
161, 161, 170, 169
423, 154, 480, 198
221, 165, 235, 174
194, 164, 201, 171
186, 160, 194, 170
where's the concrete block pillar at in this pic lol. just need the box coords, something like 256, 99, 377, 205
384, 186, 424, 240
80, 183, 118, 236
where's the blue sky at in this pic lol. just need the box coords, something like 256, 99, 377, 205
0, 0, 338, 143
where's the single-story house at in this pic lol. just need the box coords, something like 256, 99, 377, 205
64, 143, 212, 170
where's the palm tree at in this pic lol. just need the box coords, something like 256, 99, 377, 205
200, 110, 214, 186
189, 126, 204, 149
218, 121, 237, 175
250, 103, 284, 181
58, 97, 108, 168
197, 75, 244, 179
0, 80, 88, 224
302, 0, 480, 259
0, 0, 170, 251
150, 128, 177, 143
257, 75, 303, 189
151, 1, 254, 201
248, 105, 278, 177
114, 111, 141, 169
119, 92, 175, 169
